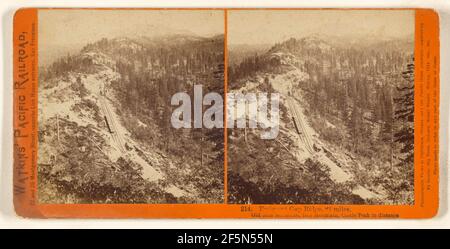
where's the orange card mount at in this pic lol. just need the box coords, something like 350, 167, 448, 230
13, 8, 439, 218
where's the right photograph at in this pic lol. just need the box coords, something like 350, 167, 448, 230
227, 10, 415, 205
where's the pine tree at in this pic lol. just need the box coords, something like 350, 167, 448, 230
394, 61, 414, 164
349, 104, 362, 152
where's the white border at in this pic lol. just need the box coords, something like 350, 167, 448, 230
1, 0, 449, 229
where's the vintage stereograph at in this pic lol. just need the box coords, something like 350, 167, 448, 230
13, 8, 439, 218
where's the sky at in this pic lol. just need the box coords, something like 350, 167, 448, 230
38, 9, 414, 65
228, 10, 414, 45
38, 9, 224, 65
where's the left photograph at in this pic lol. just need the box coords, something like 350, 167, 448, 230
37, 10, 225, 204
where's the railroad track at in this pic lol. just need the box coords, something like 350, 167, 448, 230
99, 95, 126, 153
287, 97, 314, 154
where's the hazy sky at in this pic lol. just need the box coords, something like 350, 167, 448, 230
38, 9, 224, 65
229, 10, 414, 45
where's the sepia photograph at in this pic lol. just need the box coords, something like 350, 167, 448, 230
37, 10, 225, 204
227, 10, 415, 205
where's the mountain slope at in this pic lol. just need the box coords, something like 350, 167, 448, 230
38, 35, 224, 204
228, 36, 414, 205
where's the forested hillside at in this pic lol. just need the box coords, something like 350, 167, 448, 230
228, 36, 414, 205
38, 34, 225, 203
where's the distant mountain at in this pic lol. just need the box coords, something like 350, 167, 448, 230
228, 43, 272, 66
40, 33, 223, 66
268, 35, 413, 55
78, 34, 224, 55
